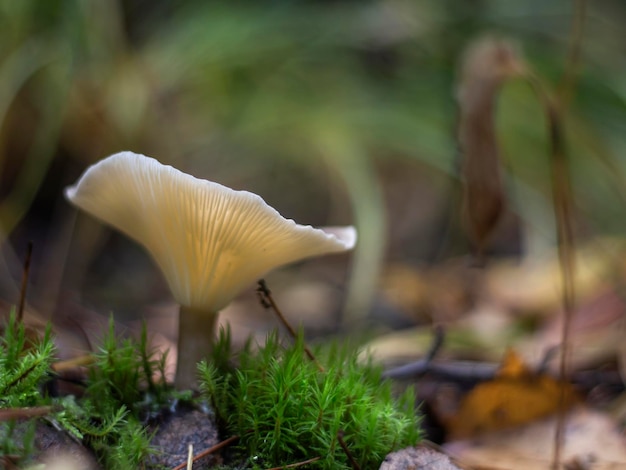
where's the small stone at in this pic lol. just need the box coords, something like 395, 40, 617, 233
381, 445, 463, 470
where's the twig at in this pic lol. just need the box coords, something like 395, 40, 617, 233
382, 326, 444, 379
0, 406, 54, 421
266, 456, 322, 469
51, 354, 95, 373
17, 241, 33, 322
256, 280, 324, 372
546, 89, 576, 470
186, 444, 193, 470
384, 357, 623, 396
525, 74, 576, 470
337, 430, 361, 470
558, 0, 587, 108
536, 346, 560, 375
171, 435, 239, 470
409, 360, 498, 382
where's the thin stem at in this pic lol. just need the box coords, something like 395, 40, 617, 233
531, 84, 576, 470
381, 325, 445, 379
559, 0, 587, 108
549, 100, 576, 470
171, 435, 239, 470
526, 74, 576, 470
17, 241, 33, 323
0, 406, 54, 421
175, 306, 218, 390
51, 355, 95, 372
266, 456, 322, 470
337, 430, 361, 470
257, 280, 324, 372
186, 444, 193, 470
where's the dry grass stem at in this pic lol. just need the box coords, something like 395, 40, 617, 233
257, 280, 325, 372
0, 406, 54, 421
525, 74, 577, 470
266, 456, 322, 470
171, 435, 239, 470
17, 241, 33, 323
337, 430, 362, 470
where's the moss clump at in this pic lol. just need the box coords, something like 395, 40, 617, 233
199, 329, 421, 469
0, 313, 54, 409
0, 313, 174, 469
56, 318, 172, 469
0, 313, 421, 469
0, 312, 54, 466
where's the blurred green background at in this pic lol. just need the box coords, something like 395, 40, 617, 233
1, 0, 625, 335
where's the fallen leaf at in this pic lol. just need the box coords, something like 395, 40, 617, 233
445, 407, 626, 469
457, 37, 525, 259
530, 288, 626, 371
485, 237, 626, 313
379, 261, 476, 323
445, 349, 579, 439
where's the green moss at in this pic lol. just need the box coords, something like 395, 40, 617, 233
0, 311, 53, 467
57, 317, 174, 469
0, 312, 54, 408
199, 329, 421, 469
0, 313, 172, 469
85, 317, 173, 418
0, 313, 422, 469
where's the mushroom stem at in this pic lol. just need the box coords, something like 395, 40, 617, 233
175, 306, 218, 390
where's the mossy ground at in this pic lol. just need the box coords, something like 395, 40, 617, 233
0, 312, 421, 469
0, 313, 170, 469
199, 329, 421, 469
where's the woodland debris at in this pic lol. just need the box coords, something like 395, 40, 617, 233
381, 444, 463, 470
457, 37, 525, 261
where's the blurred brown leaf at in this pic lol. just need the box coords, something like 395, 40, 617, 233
446, 407, 626, 469
533, 288, 626, 371
457, 37, 525, 260
486, 238, 626, 313
446, 349, 578, 439
379, 261, 474, 324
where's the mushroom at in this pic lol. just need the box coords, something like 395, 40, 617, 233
65, 151, 357, 389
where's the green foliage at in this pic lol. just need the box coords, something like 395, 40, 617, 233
0, 312, 172, 469
0, 312, 420, 469
0, 311, 53, 467
0, 312, 54, 409
86, 317, 172, 417
199, 329, 421, 469
54, 393, 155, 470
58, 318, 171, 469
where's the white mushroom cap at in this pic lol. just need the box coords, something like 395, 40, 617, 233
65, 151, 357, 313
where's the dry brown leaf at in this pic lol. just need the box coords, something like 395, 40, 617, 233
445, 407, 626, 469
445, 349, 579, 439
528, 289, 626, 371
457, 37, 525, 259
485, 238, 626, 313
379, 264, 431, 320
378, 261, 475, 323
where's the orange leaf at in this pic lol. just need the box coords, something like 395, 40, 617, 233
446, 349, 579, 439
